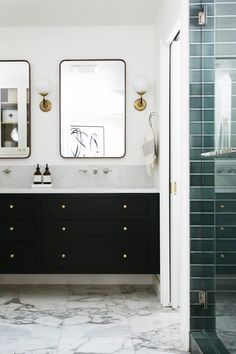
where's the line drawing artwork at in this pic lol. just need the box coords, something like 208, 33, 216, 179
70, 125, 105, 157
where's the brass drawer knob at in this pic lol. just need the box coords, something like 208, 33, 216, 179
220, 227, 224, 231
123, 226, 128, 231
220, 254, 225, 258
61, 253, 66, 258
220, 204, 225, 209
10, 254, 15, 259
9, 226, 14, 231
62, 227, 66, 231
61, 204, 66, 209
123, 253, 128, 259
9, 204, 14, 209
123, 204, 128, 209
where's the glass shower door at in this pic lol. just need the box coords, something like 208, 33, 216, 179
190, 0, 236, 352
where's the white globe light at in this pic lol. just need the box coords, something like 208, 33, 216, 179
36, 78, 52, 95
133, 77, 149, 94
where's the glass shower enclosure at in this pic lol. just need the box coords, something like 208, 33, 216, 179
190, 0, 236, 352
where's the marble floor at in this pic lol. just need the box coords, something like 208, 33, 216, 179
0, 284, 187, 354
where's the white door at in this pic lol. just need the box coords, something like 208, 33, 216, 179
170, 33, 181, 309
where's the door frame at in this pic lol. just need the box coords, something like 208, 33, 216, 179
169, 31, 181, 309
159, 21, 181, 307
159, 1, 190, 348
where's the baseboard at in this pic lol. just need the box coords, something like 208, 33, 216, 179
0, 274, 153, 285
152, 274, 160, 295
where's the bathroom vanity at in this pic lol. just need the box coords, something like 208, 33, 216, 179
0, 192, 159, 274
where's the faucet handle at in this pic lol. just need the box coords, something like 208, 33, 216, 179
78, 169, 88, 174
103, 168, 112, 174
2, 168, 11, 175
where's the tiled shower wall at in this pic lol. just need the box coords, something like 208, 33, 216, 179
190, 0, 216, 332
190, 0, 236, 351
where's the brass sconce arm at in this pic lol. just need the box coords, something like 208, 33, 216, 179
36, 78, 52, 112
40, 93, 52, 112
133, 77, 149, 111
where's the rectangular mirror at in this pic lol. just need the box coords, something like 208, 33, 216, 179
0, 60, 30, 158
60, 59, 126, 158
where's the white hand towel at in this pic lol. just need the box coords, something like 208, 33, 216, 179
143, 124, 157, 176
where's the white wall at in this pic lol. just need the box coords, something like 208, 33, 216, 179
0, 26, 155, 167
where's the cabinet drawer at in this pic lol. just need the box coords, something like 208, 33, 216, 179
41, 219, 148, 238
40, 240, 149, 273
0, 243, 37, 272
0, 197, 36, 218
41, 196, 148, 218
0, 221, 36, 241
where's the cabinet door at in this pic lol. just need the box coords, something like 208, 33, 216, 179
41, 195, 149, 218
40, 240, 151, 273
0, 197, 36, 218
0, 221, 36, 241
0, 243, 37, 273
41, 219, 148, 238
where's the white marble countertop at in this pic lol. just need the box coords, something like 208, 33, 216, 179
0, 187, 160, 194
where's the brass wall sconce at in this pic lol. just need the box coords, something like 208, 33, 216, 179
36, 78, 52, 112
133, 77, 149, 111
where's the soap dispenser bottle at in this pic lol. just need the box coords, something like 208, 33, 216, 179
33, 164, 42, 184
43, 164, 52, 184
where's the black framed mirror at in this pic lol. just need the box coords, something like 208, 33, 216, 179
0, 60, 30, 158
60, 59, 126, 158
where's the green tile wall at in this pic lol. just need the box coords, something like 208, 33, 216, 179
189, 0, 216, 334
190, 1, 236, 352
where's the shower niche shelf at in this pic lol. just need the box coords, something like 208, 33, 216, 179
201, 148, 236, 158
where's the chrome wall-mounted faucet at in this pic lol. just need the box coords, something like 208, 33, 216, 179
79, 169, 88, 174
2, 168, 11, 175
103, 168, 112, 174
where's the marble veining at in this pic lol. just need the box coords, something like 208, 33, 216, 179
0, 285, 187, 354
0, 165, 154, 190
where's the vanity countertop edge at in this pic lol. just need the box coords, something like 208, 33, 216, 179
0, 188, 160, 194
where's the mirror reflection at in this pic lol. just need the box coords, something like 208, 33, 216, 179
60, 59, 126, 158
0, 61, 30, 158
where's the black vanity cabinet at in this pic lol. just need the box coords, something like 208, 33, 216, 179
0, 195, 38, 273
0, 193, 159, 274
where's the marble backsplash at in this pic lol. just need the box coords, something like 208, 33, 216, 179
0, 165, 153, 189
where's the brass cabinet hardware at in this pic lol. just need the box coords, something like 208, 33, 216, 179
220, 204, 225, 208
123, 226, 128, 231
220, 254, 225, 258
123, 204, 128, 209
61, 204, 66, 209
62, 227, 66, 231
9, 226, 14, 231
123, 253, 128, 259
10, 254, 15, 259
9, 204, 14, 209
220, 227, 224, 231
170, 182, 177, 195
61, 253, 66, 258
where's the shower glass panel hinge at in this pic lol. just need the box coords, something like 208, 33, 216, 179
199, 290, 208, 310
198, 6, 207, 26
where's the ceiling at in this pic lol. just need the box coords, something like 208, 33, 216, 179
0, 0, 159, 27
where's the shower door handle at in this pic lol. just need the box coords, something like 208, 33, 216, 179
199, 290, 208, 310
